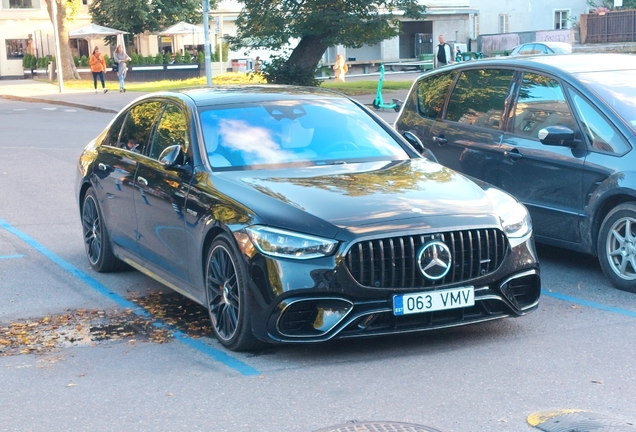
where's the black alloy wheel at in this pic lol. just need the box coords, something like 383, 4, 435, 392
81, 188, 125, 272
598, 202, 636, 293
205, 233, 260, 351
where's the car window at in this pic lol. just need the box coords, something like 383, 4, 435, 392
512, 73, 576, 139
119, 101, 164, 154
105, 114, 126, 148
568, 89, 630, 154
518, 44, 537, 55
200, 99, 410, 169
576, 70, 636, 132
150, 103, 189, 160
416, 71, 456, 119
445, 68, 514, 130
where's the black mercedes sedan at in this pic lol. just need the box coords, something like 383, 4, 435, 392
395, 53, 636, 293
76, 86, 540, 351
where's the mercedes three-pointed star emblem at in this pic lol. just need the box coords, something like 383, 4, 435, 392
417, 240, 452, 280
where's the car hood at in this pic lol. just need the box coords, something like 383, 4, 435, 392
214, 159, 500, 239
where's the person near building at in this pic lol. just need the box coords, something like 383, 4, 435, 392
434, 35, 454, 68
333, 54, 349, 82
114, 45, 131, 92
89, 47, 108, 94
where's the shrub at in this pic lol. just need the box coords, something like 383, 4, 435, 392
130, 52, 139, 65
103, 54, 112, 66
174, 52, 183, 64
73, 55, 79, 67
145, 55, 155, 65
164, 53, 171, 64
261, 56, 321, 87
22, 53, 36, 69
196, 51, 204, 64
155, 53, 164, 65
184, 51, 192, 63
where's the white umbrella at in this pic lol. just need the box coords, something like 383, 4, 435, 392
69, 23, 128, 54
159, 22, 204, 55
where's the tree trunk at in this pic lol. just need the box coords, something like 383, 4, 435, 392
286, 35, 328, 76
45, 0, 80, 80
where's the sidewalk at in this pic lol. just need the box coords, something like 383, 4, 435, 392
0, 78, 410, 123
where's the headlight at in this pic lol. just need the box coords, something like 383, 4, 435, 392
485, 188, 532, 238
245, 226, 338, 259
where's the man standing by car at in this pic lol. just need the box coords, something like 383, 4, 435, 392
434, 35, 454, 68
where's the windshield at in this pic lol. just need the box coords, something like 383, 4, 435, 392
199, 98, 410, 170
576, 70, 636, 131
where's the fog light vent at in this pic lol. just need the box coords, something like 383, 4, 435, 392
500, 271, 540, 310
277, 298, 353, 338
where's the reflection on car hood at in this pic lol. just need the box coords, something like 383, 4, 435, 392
216, 159, 499, 236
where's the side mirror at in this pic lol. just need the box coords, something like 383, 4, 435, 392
402, 131, 438, 163
538, 126, 578, 147
159, 144, 188, 170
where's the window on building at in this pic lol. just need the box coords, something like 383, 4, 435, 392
498, 14, 509, 33
3, 0, 40, 8
471, 14, 480, 39
555, 10, 570, 29
6, 39, 29, 59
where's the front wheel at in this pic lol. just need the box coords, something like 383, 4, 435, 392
205, 233, 261, 351
597, 203, 636, 293
81, 188, 125, 272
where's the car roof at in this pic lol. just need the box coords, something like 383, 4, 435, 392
452, 53, 636, 74
153, 85, 349, 107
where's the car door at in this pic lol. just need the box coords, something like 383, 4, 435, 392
500, 72, 586, 244
91, 111, 141, 254
428, 68, 515, 186
133, 101, 194, 286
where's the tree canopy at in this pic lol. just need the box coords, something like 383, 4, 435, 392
89, 0, 206, 37
231, 0, 426, 85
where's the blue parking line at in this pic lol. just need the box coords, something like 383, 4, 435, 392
0, 254, 24, 260
542, 290, 636, 318
0, 217, 261, 377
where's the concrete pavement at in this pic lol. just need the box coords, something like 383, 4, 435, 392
0, 77, 413, 124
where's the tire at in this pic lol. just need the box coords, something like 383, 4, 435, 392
597, 202, 636, 293
205, 233, 261, 351
81, 188, 126, 272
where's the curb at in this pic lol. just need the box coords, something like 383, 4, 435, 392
0, 94, 118, 114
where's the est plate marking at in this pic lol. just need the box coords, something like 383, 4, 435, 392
393, 286, 475, 316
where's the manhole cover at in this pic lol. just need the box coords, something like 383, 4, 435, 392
313, 421, 443, 432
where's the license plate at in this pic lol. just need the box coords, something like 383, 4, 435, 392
393, 286, 475, 316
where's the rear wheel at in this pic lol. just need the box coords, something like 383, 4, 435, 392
597, 203, 636, 293
81, 188, 126, 272
205, 233, 261, 351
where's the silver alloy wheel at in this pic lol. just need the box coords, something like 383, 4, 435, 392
82, 195, 102, 266
206, 244, 240, 341
605, 215, 636, 281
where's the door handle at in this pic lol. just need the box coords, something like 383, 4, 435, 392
433, 136, 448, 146
504, 150, 523, 161
137, 176, 148, 186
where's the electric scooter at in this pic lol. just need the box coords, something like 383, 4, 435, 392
372, 63, 402, 112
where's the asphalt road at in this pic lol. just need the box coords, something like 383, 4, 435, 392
1, 98, 635, 432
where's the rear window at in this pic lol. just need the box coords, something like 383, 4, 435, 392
576, 70, 636, 132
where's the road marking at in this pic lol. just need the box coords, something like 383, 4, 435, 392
542, 290, 636, 318
41, 107, 57, 111
528, 409, 636, 431
0, 254, 24, 260
0, 217, 261, 377
13, 108, 27, 111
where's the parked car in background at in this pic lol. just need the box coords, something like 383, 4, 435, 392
509, 42, 572, 56
395, 53, 636, 293
76, 86, 540, 351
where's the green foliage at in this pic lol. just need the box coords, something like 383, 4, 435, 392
184, 51, 192, 63
230, 0, 426, 85
104, 54, 112, 66
22, 53, 36, 69
155, 53, 164, 65
212, 42, 229, 62
89, 0, 204, 37
174, 52, 183, 64
73, 55, 80, 67
80, 55, 89, 67
130, 52, 139, 65
37, 56, 52, 68
164, 53, 172, 64
145, 55, 154, 65
196, 51, 204, 64
261, 55, 321, 87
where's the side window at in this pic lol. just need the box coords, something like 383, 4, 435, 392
446, 68, 514, 130
119, 101, 163, 154
416, 71, 456, 119
568, 89, 630, 154
518, 45, 536, 55
105, 114, 126, 147
513, 73, 576, 139
150, 103, 190, 160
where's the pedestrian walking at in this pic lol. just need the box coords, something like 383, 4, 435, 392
333, 54, 348, 82
113, 45, 131, 92
434, 35, 454, 68
89, 47, 108, 94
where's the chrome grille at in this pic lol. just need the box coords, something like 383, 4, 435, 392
345, 229, 508, 289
